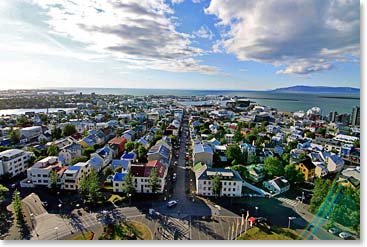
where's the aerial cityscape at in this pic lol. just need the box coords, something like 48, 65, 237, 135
0, 0, 361, 242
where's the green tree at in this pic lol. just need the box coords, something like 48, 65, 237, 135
51, 127, 62, 139
9, 128, 20, 144
264, 156, 284, 177
125, 141, 135, 152
316, 127, 326, 136
47, 143, 59, 156
225, 145, 243, 165
137, 146, 147, 162
231, 164, 249, 180
245, 134, 257, 144
233, 130, 244, 143
82, 129, 89, 137
329, 186, 360, 235
123, 169, 135, 195
310, 178, 332, 214
248, 154, 260, 164
40, 138, 48, 145
149, 168, 160, 193
211, 174, 222, 197
49, 170, 59, 190
284, 164, 304, 184
79, 169, 102, 205
12, 190, 23, 225
103, 166, 113, 177
70, 155, 88, 165
62, 124, 77, 137
0, 184, 9, 203
83, 146, 96, 158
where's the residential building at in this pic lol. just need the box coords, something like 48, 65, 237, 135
20, 126, 42, 141
194, 163, 243, 197
63, 162, 91, 190
0, 149, 34, 177
147, 144, 171, 164
113, 171, 128, 193
327, 154, 344, 173
296, 158, 315, 181
108, 136, 127, 156
23, 156, 66, 188
247, 164, 265, 183
58, 142, 82, 165
130, 160, 167, 193
263, 176, 290, 195
193, 142, 213, 167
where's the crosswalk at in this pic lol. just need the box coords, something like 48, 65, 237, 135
276, 197, 299, 207
158, 216, 190, 240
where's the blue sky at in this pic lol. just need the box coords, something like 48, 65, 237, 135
0, 0, 360, 90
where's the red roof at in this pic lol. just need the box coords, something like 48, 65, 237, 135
130, 161, 166, 178
248, 217, 256, 222
108, 136, 127, 145
130, 165, 145, 177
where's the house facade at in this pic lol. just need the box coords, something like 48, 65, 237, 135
0, 149, 34, 177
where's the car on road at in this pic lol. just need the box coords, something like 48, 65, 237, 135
328, 227, 339, 234
10, 183, 17, 189
338, 231, 351, 239
167, 200, 178, 208
41, 201, 48, 207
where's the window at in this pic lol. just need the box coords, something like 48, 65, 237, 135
203, 181, 206, 185
38, 174, 41, 177
228, 182, 231, 186
203, 187, 206, 190
223, 182, 227, 186
223, 188, 226, 191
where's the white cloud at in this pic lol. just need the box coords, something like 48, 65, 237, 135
171, 0, 185, 4
193, 25, 214, 40
30, 0, 218, 74
205, 0, 359, 75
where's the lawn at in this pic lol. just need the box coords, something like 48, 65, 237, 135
237, 225, 300, 240
71, 231, 94, 240
99, 221, 152, 240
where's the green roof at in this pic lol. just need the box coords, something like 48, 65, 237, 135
194, 162, 203, 171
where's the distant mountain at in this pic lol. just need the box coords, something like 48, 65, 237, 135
269, 85, 360, 94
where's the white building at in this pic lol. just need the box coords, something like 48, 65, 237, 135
327, 154, 344, 173
58, 142, 83, 165
194, 163, 243, 197
20, 126, 42, 141
130, 160, 167, 193
63, 162, 91, 190
263, 176, 290, 195
193, 142, 213, 167
0, 149, 34, 177
23, 156, 66, 188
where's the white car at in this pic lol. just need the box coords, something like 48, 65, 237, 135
167, 200, 178, 208
328, 227, 338, 234
338, 232, 351, 239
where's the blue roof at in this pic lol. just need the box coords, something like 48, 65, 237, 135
89, 156, 102, 168
113, 172, 128, 182
121, 152, 136, 160
111, 159, 129, 170
193, 143, 213, 154
67, 165, 82, 171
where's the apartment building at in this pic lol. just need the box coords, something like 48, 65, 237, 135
0, 149, 34, 177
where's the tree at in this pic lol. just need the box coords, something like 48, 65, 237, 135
47, 143, 59, 156
149, 168, 160, 193
125, 141, 135, 152
79, 169, 102, 205
62, 124, 77, 137
248, 154, 260, 165
264, 157, 284, 177
284, 164, 304, 184
233, 130, 244, 143
231, 164, 249, 180
225, 145, 243, 165
49, 170, 59, 190
51, 127, 62, 139
12, 190, 23, 225
103, 166, 113, 178
123, 169, 135, 195
316, 127, 326, 136
137, 146, 147, 162
329, 186, 359, 235
82, 129, 89, 137
0, 184, 9, 204
70, 155, 88, 165
305, 131, 315, 139
83, 146, 96, 158
245, 134, 257, 144
310, 178, 332, 214
40, 138, 48, 145
9, 128, 20, 144
211, 174, 222, 197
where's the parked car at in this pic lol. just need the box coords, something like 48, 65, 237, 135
167, 200, 178, 208
328, 227, 339, 234
41, 201, 48, 207
339, 231, 351, 239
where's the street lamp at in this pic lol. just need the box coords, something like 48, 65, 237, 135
255, 206, 259, 216
54, 227, 59, 240
288, 216, 296, 229
128, 193, 132, 206
58, 203, 62, 214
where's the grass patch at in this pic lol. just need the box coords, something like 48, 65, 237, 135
237, 225, 299, 240
71, 231, 94, 240
99, 221, 152, 240
108, 194, 126, 204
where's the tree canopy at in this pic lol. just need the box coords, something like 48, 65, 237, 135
79, 169, 102, 205
211, 174, 222, 197
284, 164, 304, 184
264, 156, 284, 177
149, 168, 160, 193
62, 124, 77, 137
123, 169, 136, 195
